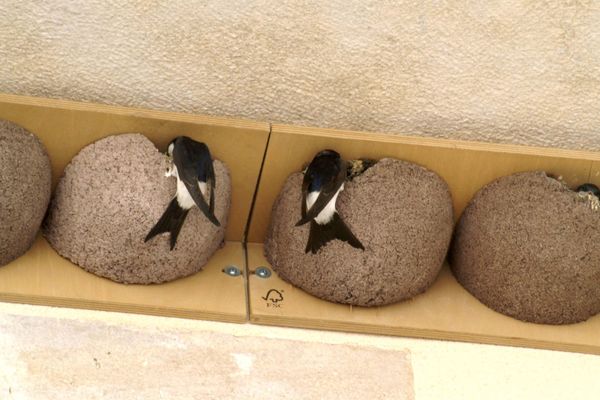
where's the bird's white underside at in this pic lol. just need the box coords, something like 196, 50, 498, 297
167, 164, 208, 210
306, 184, 343, 225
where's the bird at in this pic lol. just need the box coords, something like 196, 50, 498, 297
576, 183, 600, 199
145, 136, 220, 250
346, 158, 377, 181
295, 149, 364, 254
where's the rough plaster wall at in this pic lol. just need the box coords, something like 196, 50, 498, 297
0, 311, 414, 400
0, 1, 599, 149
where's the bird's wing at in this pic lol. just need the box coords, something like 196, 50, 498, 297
296, 160, 345, 226
173, 141, 220, 226
204, 154, 216, 214
300, 172, 311, 220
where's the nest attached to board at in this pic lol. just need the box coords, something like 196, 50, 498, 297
265, 158, 454, 306
450, 171, 600, 325
44, 133, 231, 284
0, 120, 52, 267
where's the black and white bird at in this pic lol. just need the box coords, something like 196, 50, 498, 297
295, 149, 364, 254
145, 136, 220, 250
577, 183, 600, 199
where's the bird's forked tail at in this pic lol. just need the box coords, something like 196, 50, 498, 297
145, 198, 190, 250
305, 213, 364, 254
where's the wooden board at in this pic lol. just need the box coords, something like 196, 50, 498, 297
0, 94, 270, 322
591, 160, 600, 184
1, 237, 246, 322
247, 124, 600, 354
248, 244, 600, 354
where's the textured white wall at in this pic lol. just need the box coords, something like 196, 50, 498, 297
1, 1, 599, 149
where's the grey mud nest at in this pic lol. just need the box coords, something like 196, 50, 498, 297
265, 158, 454, 306
0, 120, 51, 267
450, 171, 600, 324
44, 133, 230, 284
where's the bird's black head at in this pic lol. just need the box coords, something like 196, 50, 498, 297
305, 149, 342, 191
314, 149, 341, 161
167, 136, 205, 157
166, 137, 181, 157
577, 183, 600, 199
309, 149, 341, 173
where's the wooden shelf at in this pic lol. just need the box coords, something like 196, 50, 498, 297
248, 243, 600, 354
4, 94, 600, 353
0, 94, 270, 322
1, 237, 246, 322
246, 124, 600, 354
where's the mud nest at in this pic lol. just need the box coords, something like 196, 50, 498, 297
44, 133, 230, 284
0, 120, 52, 266
265, 158, 454, 306
450, 171, 600, 324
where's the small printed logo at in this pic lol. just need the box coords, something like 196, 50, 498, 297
262, 289, 284, 308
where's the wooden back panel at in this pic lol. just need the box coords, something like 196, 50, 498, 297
0, 94, 270, 242
248, 124, 600, 242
